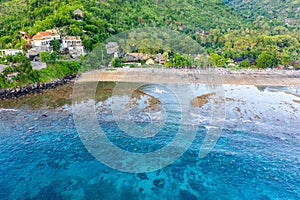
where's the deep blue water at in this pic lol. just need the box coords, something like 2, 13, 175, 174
0, 83, 299, 199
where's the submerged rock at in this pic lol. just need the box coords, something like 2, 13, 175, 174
137, 173, 149, 180
179, 190, 197, 200
152, 178, 165, 188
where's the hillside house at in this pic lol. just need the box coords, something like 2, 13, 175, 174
62, 36, 85, 58
0, 49, 22, 57
31, 29, 60, 51
74, 9, 84, 19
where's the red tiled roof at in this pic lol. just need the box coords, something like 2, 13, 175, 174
32, 31, 51, 40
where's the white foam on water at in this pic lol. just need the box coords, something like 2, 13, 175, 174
0, 108, 18, 112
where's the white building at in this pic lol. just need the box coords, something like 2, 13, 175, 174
0, 49, 22, 57
62, 36, 82, 48
31, 29, 60, 51
62, 36, 85, 58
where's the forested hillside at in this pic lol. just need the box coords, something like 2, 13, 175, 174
224, 0, 300, 27
0, 0, 251, 48
0, 0, 299, 69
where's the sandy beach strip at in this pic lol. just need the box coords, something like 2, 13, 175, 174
77, 68, 300, 86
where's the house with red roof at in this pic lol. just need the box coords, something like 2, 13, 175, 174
31, 29, 60, 51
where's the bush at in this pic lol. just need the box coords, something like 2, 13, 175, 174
50, 39, 61, 53
209, 53, 226, 67
0, 74, 13, 88
112, 58, 122, 67
29, 70, 42, 83
256, 51, 278, 68
50, 52, 58, 62
0, 55, 81, 88
68, 62, 81, 74
239, 59, 251, 68
2, 66, 15, 74
53, 61, 80, 77
40, 52, 51, 62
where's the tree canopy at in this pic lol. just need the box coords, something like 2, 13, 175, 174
0, 0, 299, 69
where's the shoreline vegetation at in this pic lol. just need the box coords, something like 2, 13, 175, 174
2, 67, 299, 100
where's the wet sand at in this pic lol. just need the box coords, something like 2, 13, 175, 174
77, 68, 300, 86
1, 68, 299, 107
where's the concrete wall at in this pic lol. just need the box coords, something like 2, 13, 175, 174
31, 61, 47, 70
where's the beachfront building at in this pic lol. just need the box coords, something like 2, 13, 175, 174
0, 49, 22, 57
154, 53, 166, 65
61, 36, 85, 58
125, 53, 149, 62
145, 58, 155, 65
31, 28, 60, 52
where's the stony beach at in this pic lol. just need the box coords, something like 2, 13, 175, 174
78, 68, 300, 86
0, 75, 76, 100
1, 68, 300, 100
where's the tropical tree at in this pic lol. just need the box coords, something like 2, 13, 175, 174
239, 59, 251, 68
256, 51, 278, 68
50, 39, 61, 53
209, 53, 225, 67
112, 57, 122, 67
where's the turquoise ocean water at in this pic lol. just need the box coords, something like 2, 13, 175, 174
0, 83, 299, 199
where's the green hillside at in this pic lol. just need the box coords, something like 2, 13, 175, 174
223, 0, 300, 28
0, 0, 299, 70
0, 0, 299, 46
0, 0, 252, 47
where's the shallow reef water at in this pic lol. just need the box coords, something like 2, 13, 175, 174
0, 83, 299, 199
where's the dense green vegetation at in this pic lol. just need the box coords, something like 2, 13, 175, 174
224, 0, 300, 26
0, 54, 80, 88
0, 0, 300, 88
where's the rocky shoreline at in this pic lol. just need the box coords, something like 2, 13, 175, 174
78, 68, 300, 86
0, 75, 76, 100
1, 68, 300, 100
